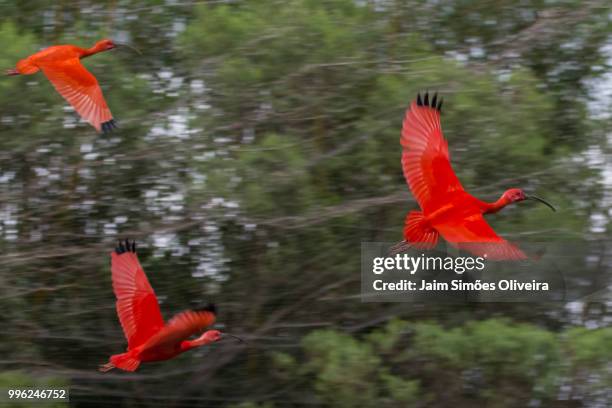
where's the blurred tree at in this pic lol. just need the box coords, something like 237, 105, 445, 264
271, 320, 612, 407
0, 0, 609, 407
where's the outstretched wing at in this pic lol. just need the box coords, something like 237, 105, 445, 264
434, 214, 527, 260
111, 240, 165, 349
401, 92, 465, 213
39, 58, 116, 133
142, 307, 217, 350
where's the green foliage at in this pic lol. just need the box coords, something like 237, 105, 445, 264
566, 326, 612, 366
302, 330, 380, 407
292, 329, 420, 407
274, 319, 612, 407
238, 133, 313, 215
379, 371, 420, 405
180, 0, 597, 249
564, 327, 612, 403
412, 319, 561, 396
366, 318, 409, 354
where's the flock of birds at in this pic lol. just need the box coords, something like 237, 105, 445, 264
7, 39, 555, 372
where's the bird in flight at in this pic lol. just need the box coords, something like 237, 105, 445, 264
6, 39, 139, 134
392, 92, 556, 260
100, 240, 242, 372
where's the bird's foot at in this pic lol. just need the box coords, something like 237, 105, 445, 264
98, 362, 115, 373
388, 240, 412, 256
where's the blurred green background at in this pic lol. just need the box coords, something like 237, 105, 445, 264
0, 0, 610, 407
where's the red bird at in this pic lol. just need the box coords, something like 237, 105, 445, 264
392, 92, 555, 260
6, 39, 138, 134
100, 240, 241, 372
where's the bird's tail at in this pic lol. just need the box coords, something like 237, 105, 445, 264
400, 211, 439, 250
99, 352, 140, 372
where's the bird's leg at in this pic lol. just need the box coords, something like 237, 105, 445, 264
98, 362, 115, 372
388, 240, 412, 256
5, 69, 19, 76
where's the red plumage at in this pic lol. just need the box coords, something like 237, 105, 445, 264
100, 240, 218, 372
396, 92, 553, 260
7, 39, 119, 133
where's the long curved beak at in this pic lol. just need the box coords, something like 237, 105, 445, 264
527, 195, 556, 212
221, 333, 245, 343
114, 42, 142, 55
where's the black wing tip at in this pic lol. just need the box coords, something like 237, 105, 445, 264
115, 239, 136, 254
415, 91, 443, 112
101, 119, 118, 134
196, 303, 217, 315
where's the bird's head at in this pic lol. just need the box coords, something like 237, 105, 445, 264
193, 330, 244, 347
95, 39, 142, 55
96, 39, 117, 51
502, 188, 556, 211
200, 330, 222, 344
503, 188, 526, 204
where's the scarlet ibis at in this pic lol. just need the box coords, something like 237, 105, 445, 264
100, 240, 242, 372
6, 39, 139, 134
392, 92, 556, 260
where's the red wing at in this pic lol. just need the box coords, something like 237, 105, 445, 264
39, 58, 115, 132
401, 93, 465, 213
111, 248, 165, 349
434, 214, 527, 260
142, 309, 216, 350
